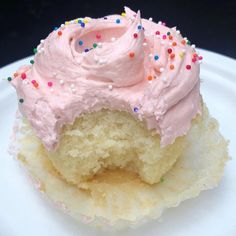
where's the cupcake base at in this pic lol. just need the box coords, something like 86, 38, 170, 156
14, 104, 228, 230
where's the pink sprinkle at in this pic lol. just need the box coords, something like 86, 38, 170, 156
21, 73, 26, 80
155, 31, 160, 35
162, 22, 166, 26
198, 56, 203, 60
192, 58, 197, 63
96, 34, 101, 39
48, 82, 53, 87
133, 33, 138, 38
31, 80, 36, 84
186, 65, 191, 70
162, 35, 167, 39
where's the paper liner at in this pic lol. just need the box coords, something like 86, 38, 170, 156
10, 104, 228, 230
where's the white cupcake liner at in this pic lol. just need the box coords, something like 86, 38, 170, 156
9, 104, 229, 230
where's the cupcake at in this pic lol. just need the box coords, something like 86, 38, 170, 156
10, 7, 228, 230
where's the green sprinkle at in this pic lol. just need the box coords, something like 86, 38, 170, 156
93, 43, 97, 48
19, 98, 24, 104
160, 177, 164, 183
30, 60, 34, 64
167, 32, 171, 36
187, 40, 191, 45
33, 48, 37, 54
7, 77, 12, 82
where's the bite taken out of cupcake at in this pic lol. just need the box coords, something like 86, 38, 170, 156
9, 7, 228, 230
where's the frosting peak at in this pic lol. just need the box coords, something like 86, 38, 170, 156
11, 7, 202, 150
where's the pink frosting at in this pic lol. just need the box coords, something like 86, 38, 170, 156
11, 7, 202, 150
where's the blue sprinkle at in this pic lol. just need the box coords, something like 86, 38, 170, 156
78, 19, 82, 24
78, 40, 83, 46
154, 55, 159, 61
81, 22, 85, 27
84, 48, 89, 52
133, 107, 139, 112
116, 19, 121, 24
54, 27, 58, 30
137, 25, 142, 30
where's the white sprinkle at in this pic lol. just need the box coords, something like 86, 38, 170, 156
148, 80, 153, 84
198, 60, 203, 64
158, 21, 162, 25
108, 85, 113, 91
59, 79, 64, 85
149, 17, 153, 21
160, 67, 164, 72
148, 53, 153, 59
182, 49, 186, 53
37, 45, 41, 50
161, 41, 165, 45
50, 88, 54, 92
143, 42, 147, 47
41, 48, 45, 52
98, 59, 106, 65
171, 27, 177, 31
98, 42, 103, 48
61, 24, 65, 28
138, 114, 142, 120
111, 37, 116, 42
22, 80, 28, 85
184, 37, 187, 40
162, 77, 167, 83
176, 30, 180, 34
70, 84, 75, 89
40, 39, 45, 43
169, 42, 172, 46
94, 56, 99, 63
71, 88, 76, 93
38, 49, 42, 54
53, 72, 57, 76
191, 44, 196, 49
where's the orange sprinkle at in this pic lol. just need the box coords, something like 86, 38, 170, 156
172, 42, 177, 46
57, 31, 62, 36
170, 64, 174, 70
168, 35, 173, 40
147, 75, 153, 81
170, 53, 175, 59
33, 82, 39, 88
129, 52, 135, 58
13, 72, 18, 77
181, 39, 186, 45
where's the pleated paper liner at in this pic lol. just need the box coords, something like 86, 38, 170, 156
12, 104, 228, 230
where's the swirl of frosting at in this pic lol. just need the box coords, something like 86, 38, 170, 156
11, 7, 202, 150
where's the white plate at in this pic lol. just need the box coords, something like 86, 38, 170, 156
0, 49, 235, 236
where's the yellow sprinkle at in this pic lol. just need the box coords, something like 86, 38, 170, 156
121, 12, 126, 17
65, 21, 69, 25
179, 52, 185, 58
83, 18, 89, 24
